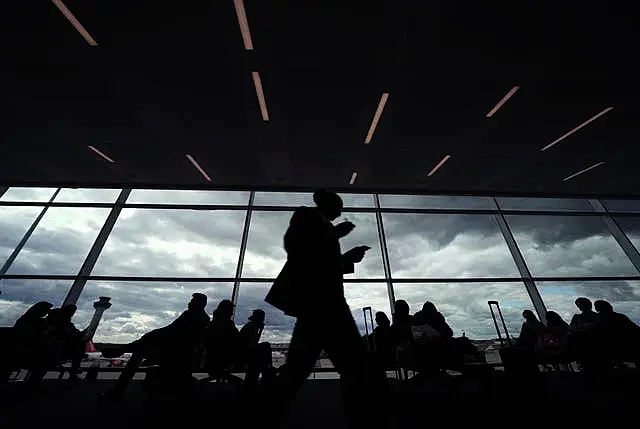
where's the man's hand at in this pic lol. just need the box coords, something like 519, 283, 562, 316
334, 221, 356, 238
344, 245, 371, 264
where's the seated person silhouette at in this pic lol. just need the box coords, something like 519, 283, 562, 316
239, 309, 275, 387
411, 301, 454, 372
363, 311, 395, 370
537, 311, 570, 359
592, 299, 640, 363
11, 302, 55, 386
204, 299, 241, 382
102, 293, 209, 398
518, 310, 545, 351
47, 304, 88, 382
569, 297, 599, 330
390, 300, 413, 349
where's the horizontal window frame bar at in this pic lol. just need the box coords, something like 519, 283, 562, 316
2, 275, 640, 283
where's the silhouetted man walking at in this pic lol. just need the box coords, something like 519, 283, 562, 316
265, 189, 383, 428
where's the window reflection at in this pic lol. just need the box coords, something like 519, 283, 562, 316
379, 195, 492, 210
54, 188, 121, 203
236, 283, 295, 344
382, 214, 519, 278
496, 197, 593, 212
0, 207, 43, 266
6, 208, 111, 275
0, 187, 57, 202
127, 189, 250, 205
538, 281, 640, 326
0, 279, 71, 326
505, 215, 639, 277
253, 192, 373, 208
75, 281, 233, 344
393, 282, 530, 339
93, 209, 246, 277
615, 217, 640, 254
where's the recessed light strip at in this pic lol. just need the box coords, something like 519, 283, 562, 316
51, 0, 97, 46
486, 86, 520, 118
186, 154, 212, 182
349, 171, 358, 185
427, 155, 451, 177
541, 107, 614, 152
233, 0, 254, 50
252, 72, 269, 121
562, 161, 605, 182
365, 93, 390, 144
88, 146, 114, 163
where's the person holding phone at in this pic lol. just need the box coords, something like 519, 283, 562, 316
264, 189, 382, 428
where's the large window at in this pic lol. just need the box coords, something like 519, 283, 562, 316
92, 209, 246, 277
505, 215, 639, 277
382, 214, 519, 278
2, 187, 640, 347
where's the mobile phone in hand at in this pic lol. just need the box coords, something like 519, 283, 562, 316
359, 245, 372, 252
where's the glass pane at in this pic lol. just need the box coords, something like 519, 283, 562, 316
253, 192, 374, 208
74, 281, 233, 344
0, 279, 71, 327
379, 195, 493, 210
382, 214, 519, 278
393, 282, 531, 339
603, 200, 640, 213
0, 207, 43, 266
126, 189, 250, 205
0, 187, 57, 202
242, 211, 290, 278
539, 281, 640, 326
242, 211, 384, 278
6, 208, 111, 275
616, 216, 640, 253
54, 188, 121, 203
505, 215, 639, 277
236, 283, 295, 344
92, 209, 246, 277
344, 283, 392, 336
497, 197, 593, 212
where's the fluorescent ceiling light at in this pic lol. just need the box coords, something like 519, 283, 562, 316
186, 154, 212, 182
349, 171, 358, 185
88, 146, 114, 163
427, 155, 451, 177
562, 161, 604, 182
486, 86, 520, 118
541, 107, 614, 151
233, 0, 254, 50
365, 93, 390, 144
51, 0, 97, 46
252, 72, 269, 121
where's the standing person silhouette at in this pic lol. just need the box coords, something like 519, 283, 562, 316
264, 189, 382, 428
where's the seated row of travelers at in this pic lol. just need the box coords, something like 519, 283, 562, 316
519, 297, 640, 367
5, 302, 87, 386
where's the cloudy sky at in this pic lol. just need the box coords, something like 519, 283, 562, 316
1, 187, 639, 344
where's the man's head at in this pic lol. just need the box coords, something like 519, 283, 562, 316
522, 309, 537, 322
189, 293, 208, 311
375, 311, 390, 328
422, 301, 437, 315
61, 304, 77, 320
394, 300, 410, 317
594, 300, 614, 314
216, 299, 234, 319
249, 309, 266, 323
313, 189, 343, 221
575, 297, 592, 312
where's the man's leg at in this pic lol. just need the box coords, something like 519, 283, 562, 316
263, 318, 322, 425
324, 305, 386, 428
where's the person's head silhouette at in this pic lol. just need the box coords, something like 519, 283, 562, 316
375, 311, 390, 328
249, 309, 266, 324
189, 293, 208, 311
594, 300, 614, 314
60, 304, 77, 321
574, 297, 592, 312
394, 300, 410, 318
422, 301, 437, 315
545, 311, 565, 327
522, 309, 538, 323
215, 299, 234, 320
24, 301, 53, 319
313, 189, 343, 221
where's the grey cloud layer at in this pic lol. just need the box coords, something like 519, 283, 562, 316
1, 189, 640, 344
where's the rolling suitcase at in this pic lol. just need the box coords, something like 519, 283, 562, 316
488, 301, 538, 375
363, 306, 376, 354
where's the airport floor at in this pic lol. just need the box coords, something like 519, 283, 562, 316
1, 370, 639, 428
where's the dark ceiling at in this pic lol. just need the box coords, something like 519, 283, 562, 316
1, 1, 638, 197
